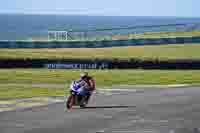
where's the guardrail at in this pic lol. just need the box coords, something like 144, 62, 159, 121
1, 58, 200, 69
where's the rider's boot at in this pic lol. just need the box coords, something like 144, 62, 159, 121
85, 95, 90, 104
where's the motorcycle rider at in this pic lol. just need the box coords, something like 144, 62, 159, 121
79, 72, 96, 104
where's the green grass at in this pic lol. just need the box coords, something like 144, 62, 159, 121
0, 84, 64, 99
113, 31, 200, 39
0, 44, 200, 60
1, 69, 200, 99
0, 69, 200, 85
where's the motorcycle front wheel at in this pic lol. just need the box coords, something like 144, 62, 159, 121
66, 95, 74, 109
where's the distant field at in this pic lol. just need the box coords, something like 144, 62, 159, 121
7, 31, 200, 41
112, 31, 200, 40
0, 44, 200, 60
74, 31, 200, 41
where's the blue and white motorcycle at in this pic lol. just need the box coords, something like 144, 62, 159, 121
66, 80, 91, 109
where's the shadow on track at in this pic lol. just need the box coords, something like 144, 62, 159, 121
83, 105, 136, 109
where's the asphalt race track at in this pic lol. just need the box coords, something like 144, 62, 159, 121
1, 86, 200, 133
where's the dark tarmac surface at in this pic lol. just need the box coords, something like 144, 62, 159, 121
1, 86, 200, 133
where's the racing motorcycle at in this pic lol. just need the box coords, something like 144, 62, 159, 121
66, 80, 91, 109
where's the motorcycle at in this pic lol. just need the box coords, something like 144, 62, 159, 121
66, 80, 91, 109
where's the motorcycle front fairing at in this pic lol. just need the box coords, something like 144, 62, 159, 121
70, 80, 90, 97
78, 88, 91, 97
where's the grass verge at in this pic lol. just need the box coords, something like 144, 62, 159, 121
0, 84, 64, 99
0, 69, 200, 85
0, 44, 200, 60
1, 69, 200, 99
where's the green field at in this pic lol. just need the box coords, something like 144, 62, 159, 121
0, 68, 200, 99
1, 69, 200, 98
0, 69, 200, 85
77, 30, 200, 41
112, 31, 200, 40
0, 44, 200, 60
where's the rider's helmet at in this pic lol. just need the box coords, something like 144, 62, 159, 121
80, 72, 88, 80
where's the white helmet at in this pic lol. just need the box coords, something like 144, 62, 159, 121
80, 72, 88, 79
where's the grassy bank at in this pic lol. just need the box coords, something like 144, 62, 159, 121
0, 44, 200, 60
1, 69, 200, 99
